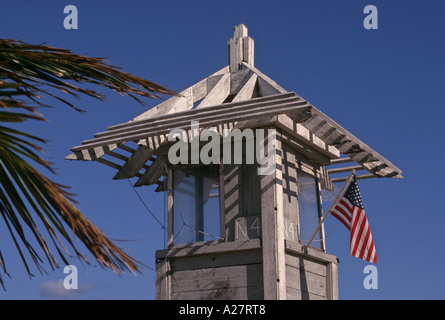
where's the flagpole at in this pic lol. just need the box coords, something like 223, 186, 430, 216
306, 170, 356, 248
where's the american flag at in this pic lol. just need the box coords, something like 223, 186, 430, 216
331, 175, 377, 263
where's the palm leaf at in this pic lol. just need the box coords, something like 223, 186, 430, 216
0, 39, 176, 288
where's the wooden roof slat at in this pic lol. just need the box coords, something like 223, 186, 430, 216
117, 144, 136, 154
302, 109, 403, 179
134, 158, 167, 187
105, 91, 296, 133
68, 93, 309, 152
65, 144, 118, 161
113, 146, 154, 180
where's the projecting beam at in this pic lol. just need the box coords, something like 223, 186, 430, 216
113, 146, 154, 180
134, 158, 166, 187
232, 73, 257, 103
330, 157, 354, 165
330, 173, 376, 184
241, 62, 287, 96
327, 165, 364, 174
196, 73, 230, 108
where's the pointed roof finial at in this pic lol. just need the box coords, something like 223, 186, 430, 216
228, 24, 254, 72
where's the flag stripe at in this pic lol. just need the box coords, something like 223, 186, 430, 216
331, 199, 353, 229
330, 175, 377, 263
359, 225, 371, 258
351, 208, 366, 257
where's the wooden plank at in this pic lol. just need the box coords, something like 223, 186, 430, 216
235, 216, 262, 241
285, 253, 327, 277
171, 264, 262, 293
71, 94, 309, 151
362, 160, 394, 176
232, 73, 257, 103
303, 109, 403, 178
326, 262, 338, 300
287, 287, 326, 300
134, 157, 166, 187
285, 264, 327, 298
320, 165, 334, 192
106, 92, 295, 132
241, 164, 262, 218
327, 165, 364, 174
229, 37, 242, 72
285, 240, 338, 264
316, 179, 327, 252
233, 24, 248, 39
117, 143, 136, 154
134, 86, 193, 121
241, 62, 287, 95
230, 68, 253, 96
330, 157, 353, 165
113, 146, 154, 179
280, 130, 333, 166
260, 130, 287, 300
167, 168, 174, 247
234, 114, 278, 132
157, 238, 262, 259
196, 73, 230, 108
95, 157, 122, 170
243, 36, 254, 66
282, 145, 299, 242
276, 114, 340, 159
171, 284, 263, 300
132, 66, 229, 121
107, 151, 129, 163
155, 258, 171, 300
169, 248, 262, 271
330, 173, 376, 183
228, 24, 248, 72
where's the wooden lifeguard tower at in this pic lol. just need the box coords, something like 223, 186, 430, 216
67, 24, 402, 300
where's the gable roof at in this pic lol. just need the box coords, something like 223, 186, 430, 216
66, 24, 402, 188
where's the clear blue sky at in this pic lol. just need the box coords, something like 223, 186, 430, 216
1, 0, 444, 300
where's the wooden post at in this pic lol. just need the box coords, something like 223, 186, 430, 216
155, 257, 171, 300
229, 24, 255, 72
261, 129, 287, 300
167, 168, 174, 248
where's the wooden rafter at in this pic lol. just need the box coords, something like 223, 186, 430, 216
113, 146, 154, 180
196, 73, 230, 108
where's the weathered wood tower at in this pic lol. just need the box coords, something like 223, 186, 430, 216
67, 25, 402, 300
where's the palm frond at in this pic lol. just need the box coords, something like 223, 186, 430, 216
0, 39, 174, 288
0, 39, 177, 112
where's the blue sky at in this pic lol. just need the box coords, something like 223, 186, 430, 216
0, 0, 444, 300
